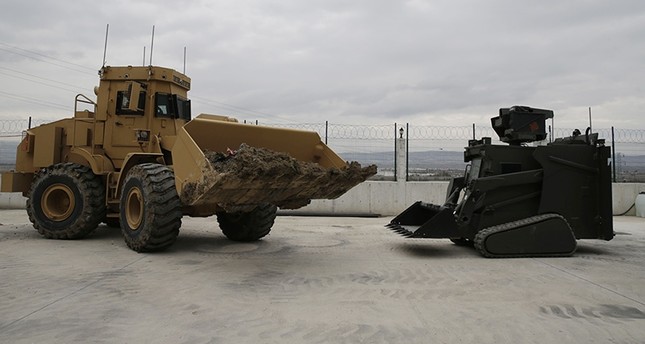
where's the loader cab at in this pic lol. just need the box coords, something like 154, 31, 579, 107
96, 65, 192, 168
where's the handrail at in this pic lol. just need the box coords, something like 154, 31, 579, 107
73, 94, 99, 156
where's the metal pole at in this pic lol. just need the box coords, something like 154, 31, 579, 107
325, 121, 328, 145
548, 125, 552, 143
472, 123, 476, 140
611, 126, 616, 182
149, 25, 155, 66
28, 116, 32, 129
406, 123, 409, 181
394, 123, 397, 181
183, 46, 187, 74
102, 24, 109, 67
588, 107, 592, 133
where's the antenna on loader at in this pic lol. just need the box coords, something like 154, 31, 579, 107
149, 25, 155, 66
183, 46, 187, 74
102, 24, 109, 67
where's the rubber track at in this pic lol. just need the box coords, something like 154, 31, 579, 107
27, 163, 106, 239
474, 213, 575, 258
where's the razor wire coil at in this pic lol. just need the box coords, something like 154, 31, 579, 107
1, 119, 645, 143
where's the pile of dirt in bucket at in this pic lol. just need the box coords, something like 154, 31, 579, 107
181, 143, 377, 212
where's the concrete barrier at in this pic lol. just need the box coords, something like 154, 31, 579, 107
282, 180, 645, 216
0, 192, 27, 209
2, 180, 644, 216
281, 181, 448, 216
613, 183, 645, 216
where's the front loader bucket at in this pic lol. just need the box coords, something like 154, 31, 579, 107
387, 201, 460, 238
172, 114, 376, 214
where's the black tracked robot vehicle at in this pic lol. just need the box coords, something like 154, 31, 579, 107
387, 106, 613, 258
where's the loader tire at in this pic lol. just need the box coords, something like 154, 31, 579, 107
217, 204, 277, 242
27, 163, 105, 239
119, 163, 182, 252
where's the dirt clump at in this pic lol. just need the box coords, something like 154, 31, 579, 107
181, 143, 377, 212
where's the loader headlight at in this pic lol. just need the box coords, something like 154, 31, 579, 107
135, 129, 151, 142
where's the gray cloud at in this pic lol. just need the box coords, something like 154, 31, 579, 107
0, 0, 644, 129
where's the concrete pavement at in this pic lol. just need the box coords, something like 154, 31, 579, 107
1, 210, 644, 343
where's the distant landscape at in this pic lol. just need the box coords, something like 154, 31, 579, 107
1, 139, 644, 182
340, 149, 645, 182
0, 139, 19, 171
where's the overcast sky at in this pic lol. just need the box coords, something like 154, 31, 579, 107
0, 0, 644, 129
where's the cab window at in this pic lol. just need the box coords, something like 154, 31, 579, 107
155, 93, 191, 121
155, 93, 172, 118
116, 83, 146, 115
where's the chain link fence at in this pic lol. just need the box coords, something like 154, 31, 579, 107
407, 124, 645, 182
1, 118, 644, 182
262, 121, 397, 180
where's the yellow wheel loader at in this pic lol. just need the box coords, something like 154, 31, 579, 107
1, 65, 376, 252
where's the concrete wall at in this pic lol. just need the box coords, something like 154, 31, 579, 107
0, 191, 29, 209
1, 176, 643, 216
612, 183, 645, 216
283, 180, 645, 216
282, 181, 449, 216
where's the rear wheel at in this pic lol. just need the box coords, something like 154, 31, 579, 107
119, 163, 182, 252
27, 163, 105, 239
217, 204, 277, 241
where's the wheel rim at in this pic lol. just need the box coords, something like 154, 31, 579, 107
125, 187, 144, 230
41, 183, 75, 221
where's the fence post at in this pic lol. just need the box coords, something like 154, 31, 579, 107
611, 126, 616, 182
406, 123, 409, 181
548, 125, 552, 143
394, 123, 397, 181
325, 121, 328, 145
394, 123, 407, 182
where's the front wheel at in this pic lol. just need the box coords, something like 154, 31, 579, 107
217, 204, 277, 242
119, 163, 182, 252
27, 163, 105, 239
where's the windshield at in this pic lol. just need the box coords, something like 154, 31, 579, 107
155, 93, 191, 121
